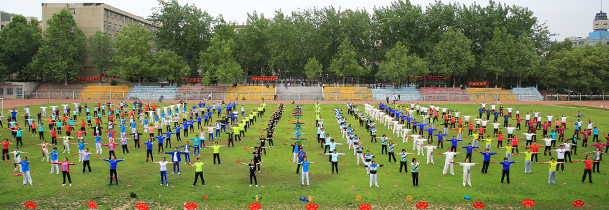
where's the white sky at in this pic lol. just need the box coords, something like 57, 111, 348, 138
2, 0, 605, 40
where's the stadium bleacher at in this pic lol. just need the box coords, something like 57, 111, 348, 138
225, 86, 275, 100
418, 87, 469, 101
125, 86, 178, 100
371, 87, 422, 101
28, 84, 84, 99
466, 88, 517, 101
175, 86, 226, 100
511, 87, 544, 101
323, 87, 373, 101
77, 86, 131, 100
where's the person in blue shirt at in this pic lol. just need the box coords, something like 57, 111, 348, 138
479, 149, 497, 174
144, 139, 155, 162
11, 157, 32, 185
321, 150, 346, 175
592, 127, 600, 142
426, 127, 438, 141
9, 109, 18, 121
503, 114, 510, 127
435, 132, 448, 148
461, 143, 479, 162
165, 147, 189, 174
444, 137, 462, 152
485, 109, 492, 120
154, 136, 167, 153
96, 155, 126, 186
296, 157, 317, 187
162, 131, 175, 149
498, 158, 518, 184
477, 108, 484, 119
45, 147, 60, 174
493, 111, 500, 123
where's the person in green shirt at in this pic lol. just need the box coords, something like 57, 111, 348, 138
189, 157, 206, 186
541, 157, 565, 185
211, 142, 226, 165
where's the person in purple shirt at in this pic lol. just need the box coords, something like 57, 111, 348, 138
461, 143, 479, 162
444, 137, 462, 151
96, 155, 125, 186
479, 149, 497, 174
498, 158, 518, 184
434, 132, 448, 148
425, 127, 437, 140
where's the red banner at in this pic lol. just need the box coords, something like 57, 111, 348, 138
426, 75, 452, 81
467, 81, 489, 86
101, 74, 120, 79
251, 76, 278, 81
408, 76, 425, 80
75, 75, 102, 81
179, 78, 203, 82
407, 75, 453, 80
74, 74, 121, 81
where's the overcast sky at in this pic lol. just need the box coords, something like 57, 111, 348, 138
2, 0, 605, 40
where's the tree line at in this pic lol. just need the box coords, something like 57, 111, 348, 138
0, 0, 606, 92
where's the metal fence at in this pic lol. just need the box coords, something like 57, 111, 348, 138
544, 94, 609, 101
174, 92, 226, 100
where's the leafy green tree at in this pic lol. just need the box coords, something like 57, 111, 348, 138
86, 31, 114, 75
376, 42, 427, 87
150, 0, 214, 76
198, 34, 243, 85
234, 12, 270, 76
329, 37, 364, 85
0, 15, 42, 79
304, 57, 323, 79
109, 24, 153, 85
30, 9, 86, 85
481, 27, 515, 88
428, 27, 474, 87
151, 49, 190, 81
513, 34, 540, 88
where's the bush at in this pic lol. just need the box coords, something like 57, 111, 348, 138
261, 97, 264, 100
242, 97, 246, 100
111, 80, 118, 86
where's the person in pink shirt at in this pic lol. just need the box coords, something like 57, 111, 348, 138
52, 157, 76, 186
104, 130, 117, 138
508, 137, 523, 153
102, 139, 120, 159
556, 127, 569, 142
541, 122, 551, 136
580, 130, 592, 148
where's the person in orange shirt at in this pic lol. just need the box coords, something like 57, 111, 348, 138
452, 126, 465, 140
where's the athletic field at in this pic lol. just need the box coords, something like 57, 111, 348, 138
0, 102, 607, 209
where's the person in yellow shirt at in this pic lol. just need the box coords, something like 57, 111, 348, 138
518, 148, 539, 174
211, 142, 226, 165
483, 135, 495, 151
498, 144, 513, 161
541, 157, 565, 185
189, 157, 206, 186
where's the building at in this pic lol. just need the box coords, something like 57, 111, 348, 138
41, 3, 157, 77
1, 16, 38, 31
569, 11, 609, 47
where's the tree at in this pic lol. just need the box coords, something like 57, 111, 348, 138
0, 15, 42, 79
481, 27, 514, 88
428, 27, 474, 87
198, 34, 243, 85
86, 31, 114, 75
151, 49, 190, 81
513, 34, 540, 88
328, 37, 363, 85
304, 57, 323, 79
109, 24, 153, 85
376, 42, 427, 87
543, 45, 608, 94
30, 8, 86, 85
150, 0, 214, 76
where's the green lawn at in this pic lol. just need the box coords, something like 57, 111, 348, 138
0, 103, 608, 209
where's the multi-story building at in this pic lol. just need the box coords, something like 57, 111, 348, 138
568, 10, 609, 47
41, 3, 157, 77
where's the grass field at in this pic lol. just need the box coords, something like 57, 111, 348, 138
0, 102, 608, 209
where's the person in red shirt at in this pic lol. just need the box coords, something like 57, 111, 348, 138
496, 131, 504, 148
575, 155, 601, 184
468, 123, 474, 135
65, 124, 72, 136
2, 139, 13, 161
50, 128, 58, 146
80, 120, 87, 133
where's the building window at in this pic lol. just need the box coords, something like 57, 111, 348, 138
108, 22, 111, 29
114, 24, 116, 31
0, 88, 3, 95
69, 8, 75, 15
104, 21, 106, 30
7, 88, 13, 95
118, 25, 121, 31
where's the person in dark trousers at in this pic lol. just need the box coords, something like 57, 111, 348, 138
411, 158, 419, 187
238, 159, 264, 187
97, 155, 125, 186
498, 158, 518, 184
189, 156, 206, 186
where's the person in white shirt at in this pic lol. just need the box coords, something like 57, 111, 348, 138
551, 145, 571, 172
40, 106, 48, 116
505, 126, 516, 138
439, 148, 462, 175
410, 134, 421, 150
151, 157, 176, 186
541, 136, 555, 156
454, 159, 478, 186
546, 115, 554, 122
422, 142, 438, 164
